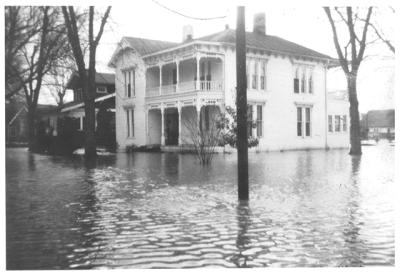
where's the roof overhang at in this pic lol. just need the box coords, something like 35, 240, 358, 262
108, 38, 136, 68
61, 93, 116, 113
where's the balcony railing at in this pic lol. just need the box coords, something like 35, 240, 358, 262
146, 80, 223, 97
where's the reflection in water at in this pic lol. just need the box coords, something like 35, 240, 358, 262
28, 153, 36, 171
340, 156, 363, 266
232, 200, 252, 267
6, 144, 395, 269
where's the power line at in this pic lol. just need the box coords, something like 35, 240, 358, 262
151, 0, 227, 20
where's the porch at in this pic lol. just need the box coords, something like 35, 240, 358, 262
146, 104, 222, 146
145, 55, 224, 97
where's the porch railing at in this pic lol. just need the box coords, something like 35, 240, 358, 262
146, 80, 223, 97
162, 84, 177, 95
146, 87, 159, 97
199, 80, 223, 91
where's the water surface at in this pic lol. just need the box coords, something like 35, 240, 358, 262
6, 144, 395, 269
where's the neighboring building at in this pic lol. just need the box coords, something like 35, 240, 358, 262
40, 72, 116, 135
108, 13, 349, 152
361, 109, 395, 139
326, 90, 350, 148
58, 71, 116, 133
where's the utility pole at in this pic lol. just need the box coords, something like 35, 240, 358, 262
236, 6, 249, 201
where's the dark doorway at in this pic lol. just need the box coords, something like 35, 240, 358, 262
165, 108, 179, 145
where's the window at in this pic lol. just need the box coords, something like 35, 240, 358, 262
75, 88, 83, 101
124, 69, 135, 98
97, 86, 107, 94
328, 115, 333, 132
294, 69, 299, 93
335, 115, 341, 132
305, 107, 311, 136
342, 115, 347, 132
308, 74, 313, 93
297, 107, 302, 136
260, 62, 266, 91
126, 108, 134, 137
257, 105, 263, 137
301, 72, 306, 93
297, 107, 312, 137
247, 105, 253, 137
252, 61, 258, 89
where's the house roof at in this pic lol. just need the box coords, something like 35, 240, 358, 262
67, 71, 115, 89
195, 29, 333, 60
123, 36, 179, 56
364, 109, 395, 128
121, 29, 333, 60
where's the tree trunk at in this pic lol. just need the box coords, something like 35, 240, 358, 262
347, 74, 362, 155
27, 106, 36, 151
83, 79, 97, 159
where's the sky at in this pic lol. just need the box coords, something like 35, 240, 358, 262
37, 0, 395, 113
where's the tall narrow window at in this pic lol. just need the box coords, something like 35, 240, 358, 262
124, 70, 135, 98
294, 68, 299, 93
132, 70, 135, 97
257, 105, 263, 137
301, 71, 306, 93
252, 61, 258, 89
328, 115, 333, 132
308, 74, 313, 93
128, 71, 131, 97
305, 107, 311, 136
126, 108, 135, 137
297, 107, 303, 136
335, 115, 341, 132
247, 105, 253, 137
342, 115, 347, 132
260, 62, 266, 90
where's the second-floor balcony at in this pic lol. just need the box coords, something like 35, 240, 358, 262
146, 80, 223, 97
145, 56, 223, 98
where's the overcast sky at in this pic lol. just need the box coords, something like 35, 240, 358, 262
38, 0, 395, 113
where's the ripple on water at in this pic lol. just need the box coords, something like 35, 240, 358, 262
5, 145, 395, 269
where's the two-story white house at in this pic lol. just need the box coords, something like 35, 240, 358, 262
108, 13, 349, 152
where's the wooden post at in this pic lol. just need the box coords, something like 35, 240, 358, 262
236, 6, 249, 201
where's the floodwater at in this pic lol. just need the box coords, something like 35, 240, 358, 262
6, 143, 395, 269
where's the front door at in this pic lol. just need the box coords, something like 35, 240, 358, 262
165, 110, 179, 145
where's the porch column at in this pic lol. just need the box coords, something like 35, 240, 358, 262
176, 60, 180, 92
178, 105, 182, 145
161, 106, 165, 146
196, 54, 200, 90
196, 104, 202, 132
251, 105, 256, 137
253, 104, 257, 138
159, 64, 163, 95
145, 106, 148, 144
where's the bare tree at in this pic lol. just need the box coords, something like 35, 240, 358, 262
62, 6, 111, 159
44, 66, 73, 108
5, 6, 41, 98
5, 6, 71, 150
183, 111, 222, 165
367, 7, 395, 54
324, 7, 373, 155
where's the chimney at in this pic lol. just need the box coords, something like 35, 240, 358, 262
253, 13, 266, 35
182, 25, 193, 42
